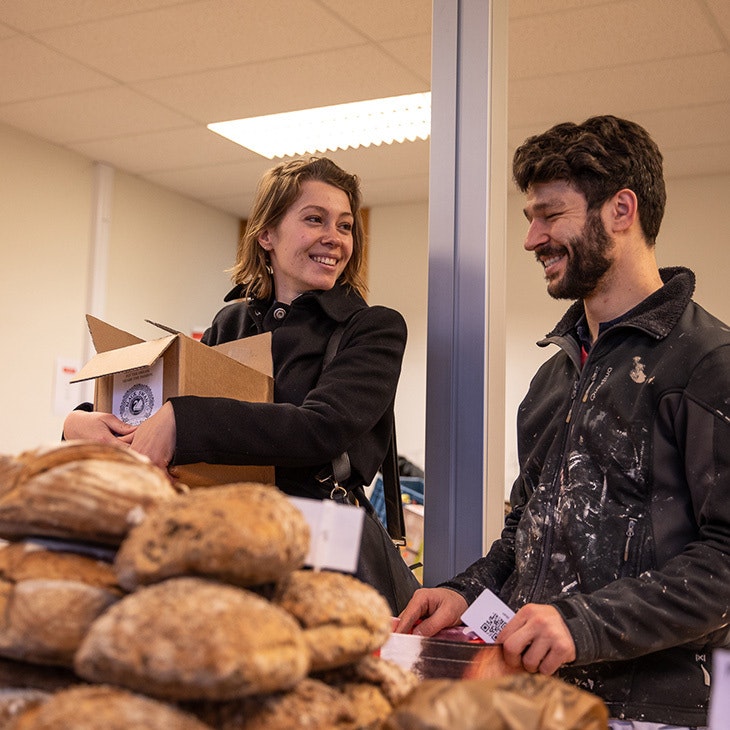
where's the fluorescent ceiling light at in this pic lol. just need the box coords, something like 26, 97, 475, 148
207, 92, 431, 159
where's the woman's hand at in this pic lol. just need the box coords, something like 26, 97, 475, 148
63, 410, 135, 443
123, 402, 177, 471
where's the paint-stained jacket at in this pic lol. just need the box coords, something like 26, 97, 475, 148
442, 267, 730, 726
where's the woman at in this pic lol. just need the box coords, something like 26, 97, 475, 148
64, 157, 417, 609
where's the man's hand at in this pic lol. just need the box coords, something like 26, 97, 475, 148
395, 587, 468, 637
497, 603, 575, 675
63, 410, 135, 443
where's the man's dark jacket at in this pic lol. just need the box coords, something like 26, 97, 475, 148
169, 283, 407, 499
443, 267, 730, 726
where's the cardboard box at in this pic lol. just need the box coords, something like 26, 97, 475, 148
71, 315, 275, 487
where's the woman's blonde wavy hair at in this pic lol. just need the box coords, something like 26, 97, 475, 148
229, 157, 367, 300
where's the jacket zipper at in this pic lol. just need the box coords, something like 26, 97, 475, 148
623, 517, 637, 562
528, 371, 583, 600
528, 340, 610, 602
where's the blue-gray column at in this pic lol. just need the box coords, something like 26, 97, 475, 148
424, 0, 505, 585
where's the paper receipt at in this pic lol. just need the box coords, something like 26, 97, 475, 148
460, 588, 515, 643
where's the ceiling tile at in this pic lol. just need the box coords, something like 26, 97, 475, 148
132, 45, 428, 123
508, 52, 730, 139
509, 0, 722, 79
509, 0, 609, 18
664, 143, 730, 179
33, 0, 366, 82
0, 86, 193, 144
637, 102, 730, 150
68, 126, 260, 173
0, 36, 113, 103
704, 0, 730, 39
145, 157, 274, 201
0, 0, 184, 31
316, 0, 431, 39
380, 33, 431, 84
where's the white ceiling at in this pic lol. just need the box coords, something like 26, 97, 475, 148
0, 0, 728, 219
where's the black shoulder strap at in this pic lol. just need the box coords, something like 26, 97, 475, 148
323, 323, 406, 545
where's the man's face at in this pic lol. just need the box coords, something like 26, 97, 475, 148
523, 180, 613, 300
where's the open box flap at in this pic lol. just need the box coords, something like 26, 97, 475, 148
146, 319, 273, 379
212, 332, 273, 378
70, 336, 177, 383
86, 314, 144, 352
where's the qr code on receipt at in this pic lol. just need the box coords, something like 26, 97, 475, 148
461, 588, 515, 643
480, 614, 508, 640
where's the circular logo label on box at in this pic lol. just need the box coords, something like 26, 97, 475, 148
119, 384, 155, 425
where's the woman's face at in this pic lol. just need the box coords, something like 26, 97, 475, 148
257, 180, 354, 305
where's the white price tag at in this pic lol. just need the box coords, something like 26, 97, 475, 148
460, 588, 515, 644
708, 648, 730, 729
288, 497, 364, 574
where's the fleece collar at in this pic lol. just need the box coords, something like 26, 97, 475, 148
544, 267, 696, 343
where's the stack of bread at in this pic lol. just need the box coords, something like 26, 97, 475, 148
0, 441, 419, 729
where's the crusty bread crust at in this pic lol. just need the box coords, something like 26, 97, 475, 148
114, 483, 310, 590
273, 570, 392, 671
74, 577, 310, 700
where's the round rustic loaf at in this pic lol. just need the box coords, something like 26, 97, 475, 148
114, 483, 310, 590
0, 441, 178, 545
6, 684, 213, 730
0, 542, 121, 667
74, 576, 310, 700
272, 570, 392, 671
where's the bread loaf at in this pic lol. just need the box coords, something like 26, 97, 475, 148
6, 684, 214, 730
272, 570, 392, 671
0, 442, 179, 545
114, 483, 310, 590
74, 577, 310, 700
0, 542, 121, 667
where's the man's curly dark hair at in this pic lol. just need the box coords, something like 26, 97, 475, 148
512, 115, 666, 244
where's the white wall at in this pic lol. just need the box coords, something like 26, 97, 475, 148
368, 202, 430, 471
0, 123, 238, 453
0, 124, 93, 452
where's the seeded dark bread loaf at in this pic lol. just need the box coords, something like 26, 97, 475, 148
74, 577, 310, 701
114, 483, 310, 590
0, 542, 121, 667
272, 570, 392, 671
6, 684, 214, 730
0, 442, 178, 545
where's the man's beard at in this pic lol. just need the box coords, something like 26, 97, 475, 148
543, 211, 613, 300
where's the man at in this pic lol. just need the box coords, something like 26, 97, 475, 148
397, 115, 730, 729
